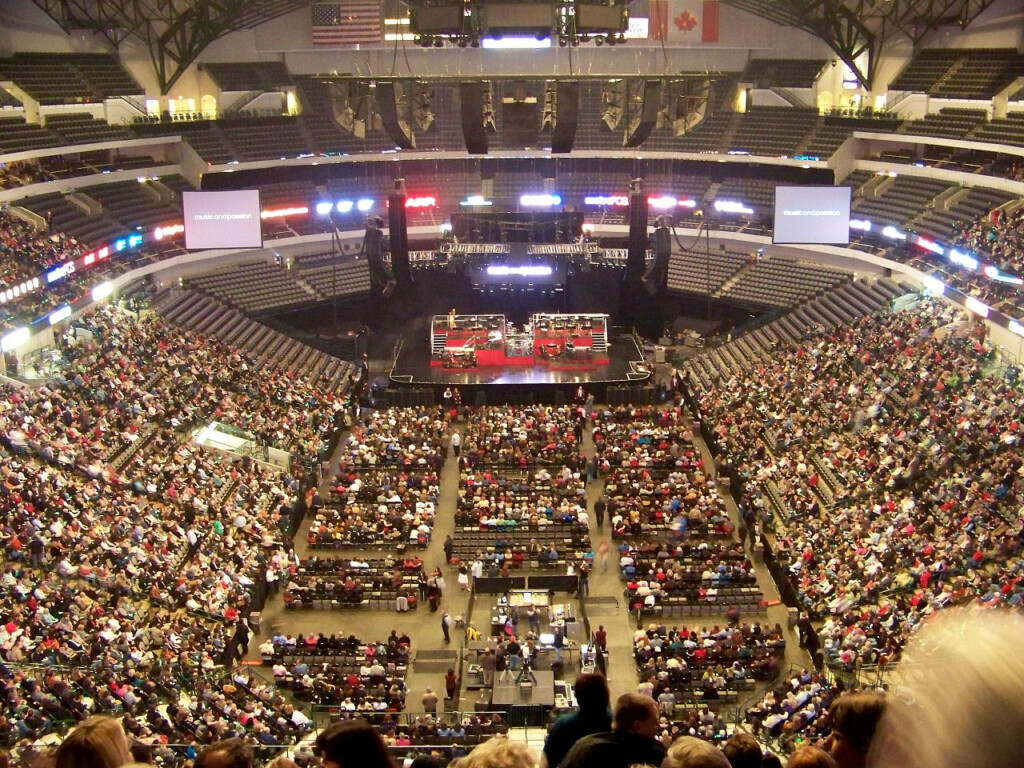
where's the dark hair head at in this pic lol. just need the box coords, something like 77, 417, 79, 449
194, 739, 254, 768
829, 692, 887, 754
316, 719, 393, 768
722, 733, 763, 768
573, 673, 610, 713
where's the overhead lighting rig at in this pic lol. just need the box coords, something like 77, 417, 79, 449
403, 0, 629, 48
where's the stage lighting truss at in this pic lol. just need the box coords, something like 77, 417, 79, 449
404, 0, 628, 48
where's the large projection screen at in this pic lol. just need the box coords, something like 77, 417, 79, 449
773, 185, 851, 245
183, 190, 263, 250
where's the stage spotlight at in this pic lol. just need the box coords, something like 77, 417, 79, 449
605, 34, 615, 46
580, 33, 590, 42
458, 37, 467, 48
616, 32, 626, 44
471, 36, 480, 47
595, 35, 604, 45
433, 37, 443, 47
559, 34, 567, 47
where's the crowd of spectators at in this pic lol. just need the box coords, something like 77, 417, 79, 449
635, 621, 786, 707
0, 208, 87, 332
745, 670, 839, 751
260, 629, 410, 714
620, 540, 763, 615
0, 301, 351, 756
455, 467, 587, 528
690, 300, 1024, 665
594, 407, 731, 541
458, 405, 586, 469
334, 408, 448, 473
307, 462, 442, 548
282, 556, 423, 609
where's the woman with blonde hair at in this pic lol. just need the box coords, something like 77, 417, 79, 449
451, 736, 536, 768
55, 716, 130, 768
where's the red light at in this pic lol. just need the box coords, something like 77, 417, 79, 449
406, 196, 437, 209
98, 247, 109, 259
84, 254, 96, 265
260, 206, 309, 219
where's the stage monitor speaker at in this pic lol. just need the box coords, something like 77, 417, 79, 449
624, 80, 662, 148
550, 81, 579, 153
387, 192, 411, 288
375, 82, 415, 149
460, 81, 489, 155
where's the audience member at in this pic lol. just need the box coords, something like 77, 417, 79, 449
316, 719, 394, 768
559, 693, 667, 768
661, 737, 731, 768
542, 674, 612, 768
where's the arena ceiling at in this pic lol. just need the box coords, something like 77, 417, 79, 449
720, 0, 997, 86
27, 0, 998, 93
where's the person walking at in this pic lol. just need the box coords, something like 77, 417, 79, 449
451, 430, 461, 457
441, 610, 453, 644
481, 648, 496, 687
577, 561, 590, 597
443, 535, 454, 565
496, 643, 512, 682
594, 496, 606, 529
598, 540, 611, 573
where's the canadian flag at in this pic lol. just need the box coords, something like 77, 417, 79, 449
649, 0, 719, 44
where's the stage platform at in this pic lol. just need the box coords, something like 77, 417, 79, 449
491, 670, 556, 707
390, 330, 652, 403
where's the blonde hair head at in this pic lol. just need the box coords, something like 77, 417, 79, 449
870, 608, 1024, 768
451, 736, 536, 768
54, 716, 130, 768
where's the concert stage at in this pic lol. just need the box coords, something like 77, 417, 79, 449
491, 670, 556, 707
487, 670, 556, 726
389, 323, 652, 403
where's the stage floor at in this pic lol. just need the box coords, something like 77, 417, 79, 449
391, 334, 650, 388
491, 670, 556, 707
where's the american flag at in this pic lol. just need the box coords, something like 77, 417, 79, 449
311, 2, 382, 46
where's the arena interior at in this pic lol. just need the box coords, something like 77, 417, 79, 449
0, 0, 1023, 767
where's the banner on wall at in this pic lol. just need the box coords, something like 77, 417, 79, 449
649, 0, 720, 43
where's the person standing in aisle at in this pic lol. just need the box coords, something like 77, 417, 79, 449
443, 535, 454, 565
441, 610, 453, 643
594, 496, 606, 529
451, 430, 461, 457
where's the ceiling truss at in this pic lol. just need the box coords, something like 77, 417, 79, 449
721, 0, 997, 88
28, 0, 307, 94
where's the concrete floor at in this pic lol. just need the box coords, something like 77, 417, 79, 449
248, 362, 811, 722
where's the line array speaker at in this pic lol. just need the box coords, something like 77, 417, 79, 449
375, 81, 415, 149
551, 80, 579, 154
460, 81, 488, 154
